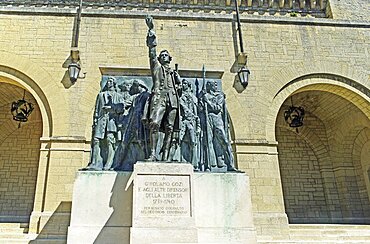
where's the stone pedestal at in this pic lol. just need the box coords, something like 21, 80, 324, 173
194, 173, 257, 244
67, 171, 133, 244
67, 163, 256, 244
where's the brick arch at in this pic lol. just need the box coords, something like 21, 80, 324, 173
261, 60, 368, 104
266, 76, 370, 142
0, 51, 69, 137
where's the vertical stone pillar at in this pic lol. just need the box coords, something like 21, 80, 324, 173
235, 140, 289, 239
288, 0, 293, 8
310, 0, 316, 9
318, 0, 324, 9
279, 0, 285, 8
29, 140, 50, 234
268, 0, 274, 8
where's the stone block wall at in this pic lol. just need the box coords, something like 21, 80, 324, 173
277, 126, 330, 222
328, 0, 370, 21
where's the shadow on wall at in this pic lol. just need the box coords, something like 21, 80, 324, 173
29, 201, 72, 243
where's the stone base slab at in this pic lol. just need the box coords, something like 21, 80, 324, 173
197, 227, 257, 244
67, 164, 257, 244
67, 226, 130, 244
130, 227, 198, 244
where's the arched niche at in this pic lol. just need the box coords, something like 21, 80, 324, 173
272, 75, 370, 224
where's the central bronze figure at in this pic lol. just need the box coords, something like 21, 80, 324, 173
143, 15, 181, 161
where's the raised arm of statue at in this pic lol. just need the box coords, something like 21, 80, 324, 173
146, 15, 157, 66
145, 15, 154, 30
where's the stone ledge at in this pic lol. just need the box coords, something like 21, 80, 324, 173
0, 0, 328, 18
0, 5, 368, 28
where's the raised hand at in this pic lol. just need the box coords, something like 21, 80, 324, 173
145, 15, 154, 30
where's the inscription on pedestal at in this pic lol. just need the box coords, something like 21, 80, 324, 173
135, 174, 191, 217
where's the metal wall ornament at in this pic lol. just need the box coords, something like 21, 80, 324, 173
233, 0, 250, 88
284, 97, 305, 129
67, 0, 85, 83
237, 66, 250, 88
11, 90, 34, 128
68, 49, 82, 83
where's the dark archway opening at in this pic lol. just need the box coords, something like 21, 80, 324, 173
276, 90, 370, 224
0, 82, 42, 223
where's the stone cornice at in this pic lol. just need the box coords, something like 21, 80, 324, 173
0, 0, 328, 18
0, 5, 368, 28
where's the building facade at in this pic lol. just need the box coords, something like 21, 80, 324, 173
0, 0, 369, 242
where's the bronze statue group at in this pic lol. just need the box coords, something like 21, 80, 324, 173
85, 16, 238, 172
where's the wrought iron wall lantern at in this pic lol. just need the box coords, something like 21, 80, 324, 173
234, 0, 250, 88
68, 49, 83, 83
67, 0, 85, 83
11, 90, 34, 128
284, 97, 305, 129
237, 65, 250, 88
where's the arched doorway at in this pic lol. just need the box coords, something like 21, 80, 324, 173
276, 88, 370, 224
0, 81, 42, 223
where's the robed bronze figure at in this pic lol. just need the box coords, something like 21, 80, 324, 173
87, 77, 124, 170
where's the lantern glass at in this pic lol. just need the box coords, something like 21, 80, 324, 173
237, 66, 250, 88
68, 62, 81, 83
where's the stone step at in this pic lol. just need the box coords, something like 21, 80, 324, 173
26, 239, 66, 244
0, 239, 32, 244
0, 223, 28, 228
258, 224, 370, 243
0, 233, 30, 239
0, 237, 66, 244
0, 234, 65, 244
296, 231, 370, 236
259, 241, 370, 244
289, 225, 370, 240
288, 235, 370, 241
0, 223, 29, 234
289, 224, 370, 230
341, 236, 370, 241
0, 228, 28, 234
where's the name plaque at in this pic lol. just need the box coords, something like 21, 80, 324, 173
135, 174, 191, 217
